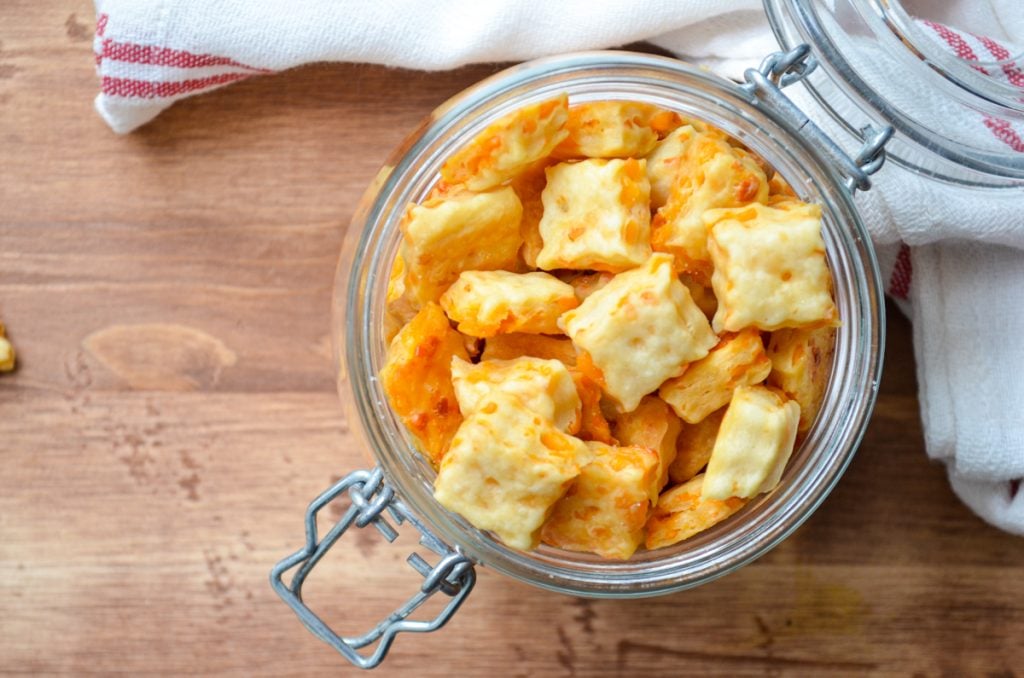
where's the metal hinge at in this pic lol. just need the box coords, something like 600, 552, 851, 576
741, 44, 894, 193
270, 467, 476, 670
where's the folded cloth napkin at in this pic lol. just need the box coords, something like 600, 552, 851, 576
91, 0, 1024, 533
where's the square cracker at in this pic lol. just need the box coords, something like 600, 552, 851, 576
706, 202, 838, 332
645, 474, 746, 550
650, 132, 768, 281
440, 270, 577, 337
400, 187, 523, 307
702, 385, 800, 500
434, 394, 592, 550
659, 329, 772, 424
440, 94, 569, 192
542, 441, 659, 560
450, 356, 580, 434
536, 159, 651, 273
380, 303, 469, 465
559, 253, 717, 413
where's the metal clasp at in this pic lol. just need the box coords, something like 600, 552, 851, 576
741, 44, 894, 193
270, 467, 476, 670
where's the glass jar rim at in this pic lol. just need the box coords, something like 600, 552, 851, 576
336, 51, 885, 597
878, 0, 1024, 114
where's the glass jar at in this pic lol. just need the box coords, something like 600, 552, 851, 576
270, 0, 1024, 668
271, 49, 886, 668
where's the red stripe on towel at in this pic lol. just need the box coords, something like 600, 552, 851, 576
101, 72, 252, 99
982, 117, 1024, 152
102, 39, 271, 73
976, 35, 1024, 89
94, 13, 108, 66
925, 21, 1024, 154
888, 243, 913, 300
923, 20, 990, 74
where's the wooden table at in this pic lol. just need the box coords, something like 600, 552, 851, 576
3, 2, 1023, 675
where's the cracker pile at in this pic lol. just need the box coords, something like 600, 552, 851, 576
381, 95, 837, 559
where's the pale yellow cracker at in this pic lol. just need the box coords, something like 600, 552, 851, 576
644, 124, 697, 209
434, 394, 592, 550
450, 356, 581, 434
702, 385, 800, 500
559, 253, 717, 413
536, 159, 651, 273
440, 270, 578, 337
767, 327, 836, 432
612, 395, 681, 495
706, 201, 838, 332
553, 101, 672, 158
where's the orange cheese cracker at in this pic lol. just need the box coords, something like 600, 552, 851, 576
440, 94, 569, 192
669, 407, 725, 484
553, 101, 676, 159
481, 333, 577, 366
651, 132, 768, 281
400, 187, 523, 307
659, 329, 772, 424
612, 395, 682, 495
379, 303, 468, 465
542, 441, 659, 559
645, 474, 746, 549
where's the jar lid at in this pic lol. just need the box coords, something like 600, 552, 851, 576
766, 0, 1024, 186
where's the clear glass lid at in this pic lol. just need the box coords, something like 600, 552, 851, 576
766, 0, 1024, 186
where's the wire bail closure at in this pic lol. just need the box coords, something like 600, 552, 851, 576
270, 467, 476, 670
741, 44, 894, 193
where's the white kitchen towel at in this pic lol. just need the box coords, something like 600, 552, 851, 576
91, 1, 771, 134
91, 0, 1024, 534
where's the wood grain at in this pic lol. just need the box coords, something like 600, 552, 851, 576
2, 1, 1023, 675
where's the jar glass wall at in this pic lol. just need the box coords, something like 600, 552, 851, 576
333, 52, 884, 597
